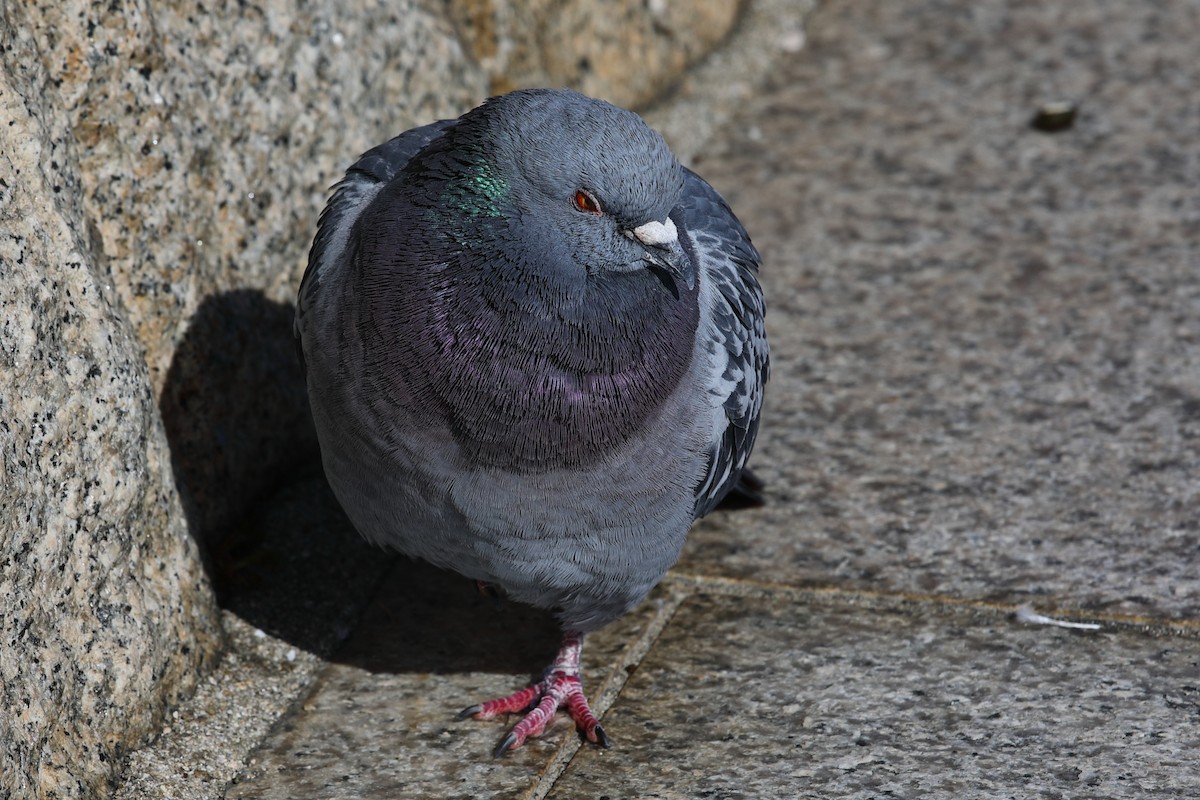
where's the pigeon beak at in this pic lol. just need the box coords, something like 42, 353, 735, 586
631, 218, 677, 248
627, 217, 695, 296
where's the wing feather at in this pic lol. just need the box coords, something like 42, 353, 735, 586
295, 119, 455, 348
680, 169, 769, 518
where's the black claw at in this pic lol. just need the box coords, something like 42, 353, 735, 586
493, 732, 518, 758
593, 724, 611, 749
456, 704, 483, 721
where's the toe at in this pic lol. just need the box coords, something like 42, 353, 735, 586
461, 683, 542, 720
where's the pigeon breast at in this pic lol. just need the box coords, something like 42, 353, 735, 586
348, 162, 702, 473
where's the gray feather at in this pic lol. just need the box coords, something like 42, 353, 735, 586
680, 168, 769, 517
297, 118, 455, 332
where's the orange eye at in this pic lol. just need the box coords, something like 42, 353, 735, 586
572, 189, 602, 215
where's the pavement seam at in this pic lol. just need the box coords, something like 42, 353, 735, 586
520, 584, 693, 800
664, 571, 1200, 638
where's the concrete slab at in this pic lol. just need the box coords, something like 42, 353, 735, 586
680, 0, 1200, 619
224, 561, 685, 799
114, 476, 392, 800
548, 591, 1200, 799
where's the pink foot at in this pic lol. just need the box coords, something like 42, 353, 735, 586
457, 631, 611, 757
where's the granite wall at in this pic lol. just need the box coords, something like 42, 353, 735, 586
448, 0, 742, 108
0, 1, 740, 797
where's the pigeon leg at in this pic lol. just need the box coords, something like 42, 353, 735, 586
457, 630, 610, 756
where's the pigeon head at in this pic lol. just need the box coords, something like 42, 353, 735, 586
428, 88, 695, 297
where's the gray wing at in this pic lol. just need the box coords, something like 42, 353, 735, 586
295, 119, 456, 352
678, 168, 769, 518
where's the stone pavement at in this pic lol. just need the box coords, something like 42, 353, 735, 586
115, 0, 1200, 797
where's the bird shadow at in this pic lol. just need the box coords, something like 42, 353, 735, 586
213, 470, 561, 677
336, 555, 563, 677
159, 288, 559, 679
159, 288, 317, 572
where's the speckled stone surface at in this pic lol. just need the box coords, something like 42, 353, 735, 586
549, 592, 1200, 799
447, 0, 742, 110
0, 17, 220, 800
681, 0, 1200, 620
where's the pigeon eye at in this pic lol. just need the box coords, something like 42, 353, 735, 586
572, 189, 603, 215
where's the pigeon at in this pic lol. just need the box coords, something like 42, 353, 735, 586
294, 88, 768, 756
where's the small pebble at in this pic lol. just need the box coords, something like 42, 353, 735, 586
1030, 101, 1077, 133
779, 31, 805, 53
